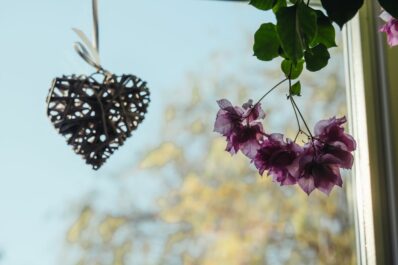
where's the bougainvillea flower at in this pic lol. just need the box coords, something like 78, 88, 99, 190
380, 11, 398, 47
290, 146, 343, 195
214, 99, 265, 136
226, 123, 264, 158
242, 99, 266, 122
214, 99, 266, 159
254, 133, 302, 185
318, 141, 354, 169
314, 116, 356, 169
214, 99, 245, 137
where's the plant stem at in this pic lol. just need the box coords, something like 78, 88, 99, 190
255, 78, 288, 106
290, 97, 301, 130
244, 78, 288, 118
290, 95, 313, 139
288, 78, 301, 129
290, 98, 303, 142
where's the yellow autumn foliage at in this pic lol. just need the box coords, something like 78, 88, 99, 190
139, 142, 182, 169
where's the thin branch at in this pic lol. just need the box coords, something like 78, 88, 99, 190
255, 78, 289, 106
290, 96, 313, 139
243, 78, 288, 118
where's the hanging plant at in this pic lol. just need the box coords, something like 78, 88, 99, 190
214, 0, 397, 195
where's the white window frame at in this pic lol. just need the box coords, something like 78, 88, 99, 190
343, 1, 398, 265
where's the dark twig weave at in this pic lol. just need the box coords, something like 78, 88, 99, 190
46, 72, 150, 170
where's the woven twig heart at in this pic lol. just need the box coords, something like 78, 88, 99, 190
46, 72, 150, 170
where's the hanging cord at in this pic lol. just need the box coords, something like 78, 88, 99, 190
72, 0, 110, 74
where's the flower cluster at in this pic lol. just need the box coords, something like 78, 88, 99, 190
214, 99, 356, 195
214, 99, 265, 159
380, 11, 398, 47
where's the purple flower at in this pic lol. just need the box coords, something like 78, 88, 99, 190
314, 116, 356, 169
380, 11, 398, 47
214, 99, 245, 137
242, 99, 266, 122
226, 123, 264, 158
254, 134, 302, 185
290, 146, 343, 195
215, 101, 357, 196
214, 99, 266, 158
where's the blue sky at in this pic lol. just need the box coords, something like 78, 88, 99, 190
0, 1, 270, 264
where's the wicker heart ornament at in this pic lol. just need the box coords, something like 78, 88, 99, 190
46, 0, 152, 169
46, 72, 150, 169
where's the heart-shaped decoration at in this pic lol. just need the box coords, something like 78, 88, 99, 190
46, 72, 150, 170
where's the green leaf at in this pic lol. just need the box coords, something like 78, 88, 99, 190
253, 23, 280, 61
276, 3, 317, 64
281, 59, 304, 79
311, 10, 337, 48
378, 0, 398, 18
321, 0, 363, 28
290, 81, 301, 96
278, 46, 288, 59
304, 44, 330, 72
249, 0, 274, 10
272, 0, 287, 13
296, 4, 318, 48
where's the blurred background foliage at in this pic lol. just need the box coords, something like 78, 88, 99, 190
60, 43, 356, 265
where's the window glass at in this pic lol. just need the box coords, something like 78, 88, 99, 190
0, 1, 356, 264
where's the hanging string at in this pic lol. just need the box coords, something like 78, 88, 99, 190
92, 0, 99, 53
72, 0, 108, 73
